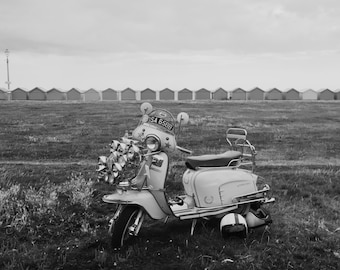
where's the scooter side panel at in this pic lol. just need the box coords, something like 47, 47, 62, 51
103, 190, 168, 220
219, 179, 257, 205
183, 167, 258, 208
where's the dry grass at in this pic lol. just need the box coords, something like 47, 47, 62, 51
0, 100, 339, 269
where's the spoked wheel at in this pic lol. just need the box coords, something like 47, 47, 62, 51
111, 206, 141, 249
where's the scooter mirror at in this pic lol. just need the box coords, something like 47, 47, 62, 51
177, 112, 189, 125
140, 102, 153, 115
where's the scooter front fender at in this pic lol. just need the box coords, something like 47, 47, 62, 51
103, 190, 168, 220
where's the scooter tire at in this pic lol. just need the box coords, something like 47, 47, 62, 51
111, 206, 140, 249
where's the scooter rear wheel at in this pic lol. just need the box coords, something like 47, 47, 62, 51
111, 206, 140, 249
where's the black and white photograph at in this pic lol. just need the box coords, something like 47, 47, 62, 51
0, 1, 339, 269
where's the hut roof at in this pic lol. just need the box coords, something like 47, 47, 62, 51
283, 88, 299, 92
30, 87, 47, 92
84, 88, 99, 93
317, 88, 334, 93
196, 88, 209, 92
160, 88, 173, 92
121, 87, 134, 92
141, 88, 155, 93
232, 87, 246, 92
267, 87, 282, 93
47, 88, 65, 93
179, 88, 192, 93
0, 87, 9, 94
248, 87, 264, 93
68, 88, 81, 93
302, 88, 316, 93
214, 87, 227, 93
103, 88, 117, 92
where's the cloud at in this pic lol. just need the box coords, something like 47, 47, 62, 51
1, 0, 340, 90
1, 0, 340, 56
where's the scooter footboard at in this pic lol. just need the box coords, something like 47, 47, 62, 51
103, 190, 168, 220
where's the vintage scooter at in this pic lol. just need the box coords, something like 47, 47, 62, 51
97, 103, 275, 248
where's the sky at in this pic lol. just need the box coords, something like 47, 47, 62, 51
1, 0, 340, 91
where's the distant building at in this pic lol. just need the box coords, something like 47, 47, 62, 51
335, 89, 340, 100
0, 88, 9, 100
11, 88, 28, 100
284, 88, 300, 100
301, 89, 318, 100
102, 88, 118, 100
266, 88, 283, 100
195, 88, 211, 100
121, 88, 136, 100
141, 88, 156, 100
247, 87, 264, 100
84, 88, 100, 101
46, 88, 66, 100
67, 88, 82, 101
231, 88, 246, 100
212, 88, 229, 100
178, 88, 193, 100
318, 88, 335, 100
29, 87, 46, 100
159, 88, 175, 100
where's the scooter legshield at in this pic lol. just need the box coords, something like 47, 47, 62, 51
103, 190, 168, 220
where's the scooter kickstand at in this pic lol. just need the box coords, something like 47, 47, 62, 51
190, 219, 197, 236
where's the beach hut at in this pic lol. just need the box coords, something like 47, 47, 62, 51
47, 88, 65, 100
247, 87, 264, 100
266, 88, 283, 100
141, 88, 156, 100
29, 87, 46, 100
178, 88, 193, 100
231, 88, 246, 100
84, 88, 100, 101
301, 89, 318, 100
195, 88, 211, 100
335, 89, 340, 100
318, 88, 335, 100
159, 88, 175, 100
121, 88, 136, 100
0, 88, 9, 100
102, 88, 118, 100
11, 88, 28, 100
212, 88, 228, 100
284, 88, 300, 100
66, 88, 82, 101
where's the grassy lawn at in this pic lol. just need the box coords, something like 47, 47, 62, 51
0, 101, 339, 269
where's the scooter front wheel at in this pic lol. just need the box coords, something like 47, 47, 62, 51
111, 206, 140, 249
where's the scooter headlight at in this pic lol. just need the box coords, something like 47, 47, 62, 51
145, 135, 160, 152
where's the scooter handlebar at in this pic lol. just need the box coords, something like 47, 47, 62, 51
176, 146, 192, 155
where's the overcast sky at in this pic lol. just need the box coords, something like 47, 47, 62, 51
1, 0, 340, 91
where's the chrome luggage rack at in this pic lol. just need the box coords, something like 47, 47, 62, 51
226, 128, 257, 171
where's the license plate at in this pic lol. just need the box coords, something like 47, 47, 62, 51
148, 116, 174, 131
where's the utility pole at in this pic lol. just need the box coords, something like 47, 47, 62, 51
5, 49, 10, 90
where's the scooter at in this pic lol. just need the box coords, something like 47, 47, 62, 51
97, 103, 275, 248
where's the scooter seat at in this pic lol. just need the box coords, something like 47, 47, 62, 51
185, 150, 242, 170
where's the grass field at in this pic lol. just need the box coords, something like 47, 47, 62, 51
0, 101, 339, 269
